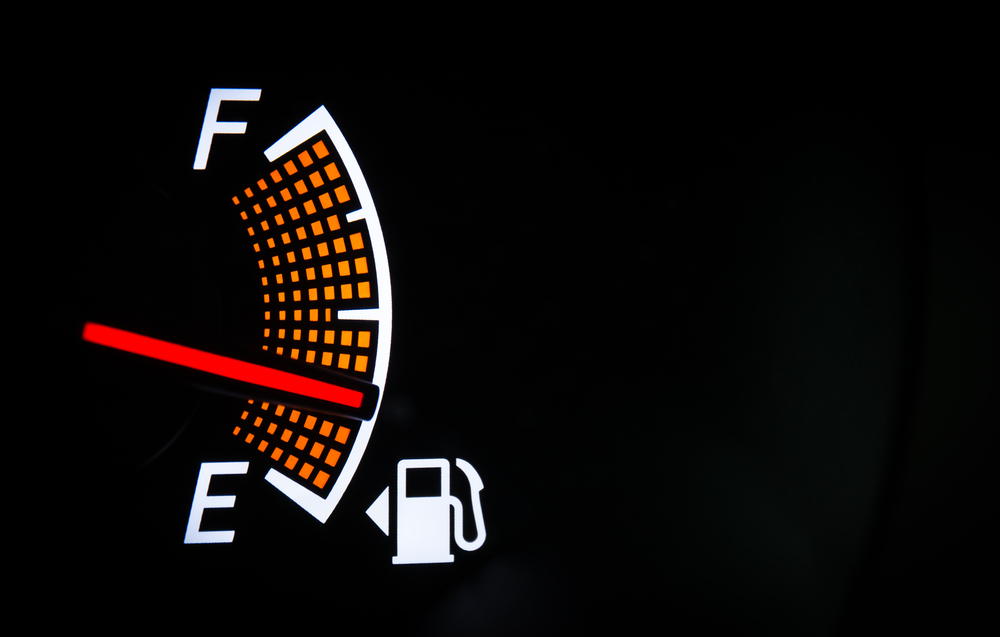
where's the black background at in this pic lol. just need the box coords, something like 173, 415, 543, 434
48, 41, 996, 634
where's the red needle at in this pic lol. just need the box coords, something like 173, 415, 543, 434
82, 322, 364, 409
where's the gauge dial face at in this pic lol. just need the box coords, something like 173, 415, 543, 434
226, 107, 392, 522
73, 91, 392, 537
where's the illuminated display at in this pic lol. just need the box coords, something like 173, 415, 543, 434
84, 93, 395, 530
231, 127, 385, 514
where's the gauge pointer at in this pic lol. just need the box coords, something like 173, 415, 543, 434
82, 322, 378, 419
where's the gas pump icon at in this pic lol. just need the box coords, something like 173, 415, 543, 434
391, 458, 486, 565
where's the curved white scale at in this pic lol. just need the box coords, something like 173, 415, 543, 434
262, 106, 392, 523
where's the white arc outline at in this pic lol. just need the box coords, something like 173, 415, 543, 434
261, 106, 393, 523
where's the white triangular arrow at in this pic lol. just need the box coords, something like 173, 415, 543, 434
366, 486, 390, 536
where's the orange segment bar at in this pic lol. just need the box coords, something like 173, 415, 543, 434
82, 322, 364, 409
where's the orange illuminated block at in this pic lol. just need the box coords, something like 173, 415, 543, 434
282, 232, 291, 244
267, 196, 277, 208
358, 281, 371, 298
324, 163, 340, 181
274, 213, 285, 226
310, 441, 324, 458
258, 259, 265, 269
271, 447, 283, 461
311, 220, 324, 236
341, 331, 353, 346
335, 426, 350, 444
261, 402, 269, 411
324, 330, 335, 344
321, 351, 333, 366
325, 308, 331, 321
232, 196, 240, 205
338, 353, 350, 369
326, 215, 340, 231
306, 267, 316, 280
295, 180, 307, 195
295, 435, 308, 450
275, 405, 285, 416
267, 238, 276, 249
313, 470, 330, 489
258, 440, 268, 452
302, 246, 313, 260
233, 426, 241, 435
245, 433, 254, 443
358, 331, 371, 348
317, 242, 329, 257
309, 171, 323, 188
304, 199, 317, 215
305, 350, 315, 362
261, 220, 270, 231
293, 329, 302, 341
333, 237, 346, 253
244, 187, 254, 198
264, 294, 270, 303
278, 292, 286, 302
280, 188, 292, 202
350, 233, 364, 250
264, 311, 270, 320
263, 328, 270, 337
298, 150, 313, 167
254, 243, 260, 252
335, 185, 350, 203
267, 422, 277, 434
290, 348, 299, 359
292, 290, 301, 302
247, 227, 255, 236
272, 255, 280, 266
254, 416, 263, 428
289, 206, 301, 220
319, 420, 334, 437
279, 310, 286, 320
291, 271, 300, 283
281, 429, 292, 442
241, 411, 249, 420
270, 169, 283, 183
275, 273, 284, 285
312, 140, 329, 158
321, 264, 333, 278
338, 261, 350, 276
286, 251, 296, 263
355, 355, 368, 373
325, 449, 341, 467
324, 286, 335, 300
284, 160, 298, 175
254, 203, 262, 214
308, 288, 318, 301
289, 410, 300, 423
257, 179, 268, 191
240, 211, 248, 220
318, 192, 333, 209
285, 455, 298, 470
296, 227, 308, 241
308, 329, 318, 342
341, 284, 353, 299
299, 463, 314, 479
355, 257, 368, 274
